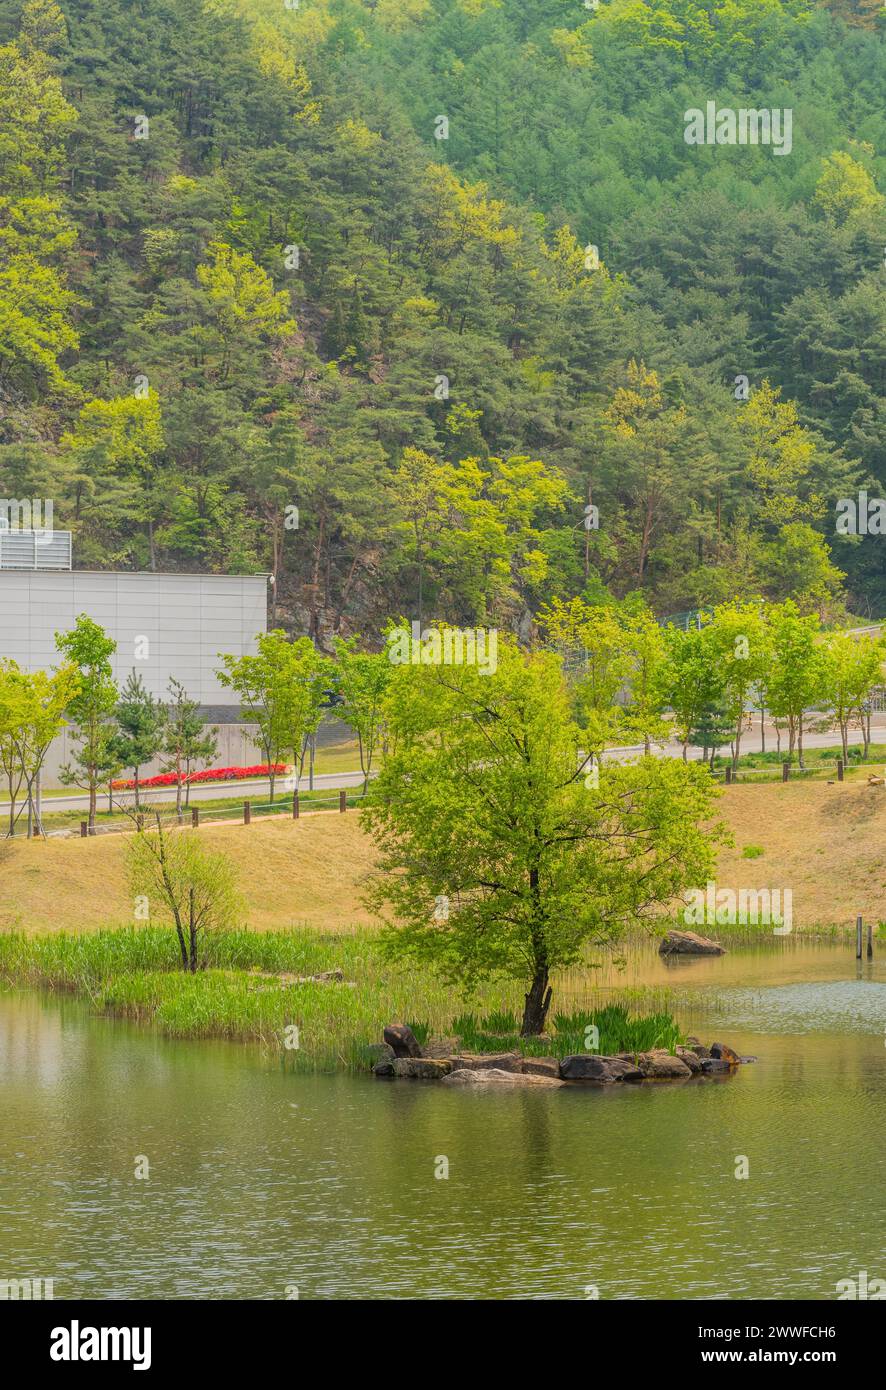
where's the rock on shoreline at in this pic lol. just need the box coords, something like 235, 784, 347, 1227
442, 1067, 565, 1088
372, 1026, 752, 1086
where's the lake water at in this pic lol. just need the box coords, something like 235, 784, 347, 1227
2, 939, 885, 1300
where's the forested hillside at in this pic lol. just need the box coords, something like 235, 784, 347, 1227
1, 0, 884, 638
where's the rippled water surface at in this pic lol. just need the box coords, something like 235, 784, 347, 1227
2, 939, 885, 1300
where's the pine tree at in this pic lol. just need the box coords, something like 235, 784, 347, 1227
111, 672, 166, 810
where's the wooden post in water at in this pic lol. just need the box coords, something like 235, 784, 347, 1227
837, 758, 844, 782
868, 923, 874, 960
857, 915, 863, 960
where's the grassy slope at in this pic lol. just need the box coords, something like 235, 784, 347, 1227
4, 781, 886, 936
2, 813, 379, 935
717, 782, 886, 929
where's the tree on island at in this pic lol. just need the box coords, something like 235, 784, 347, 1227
362, 630, 725, 1036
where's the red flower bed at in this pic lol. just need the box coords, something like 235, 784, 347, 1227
111, 764, 289, 790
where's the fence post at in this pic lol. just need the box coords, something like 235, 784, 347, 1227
339, 788, 347, 813
80, 820, 88, 838
244, 800, 251, 825
292, 791, 299, 819
868, 922, 874, 960
725, 765, 732, 785
191, 807, 199, 828
837, 758, 844, 782
782, 761, 790, 783
857, 915, 863, 960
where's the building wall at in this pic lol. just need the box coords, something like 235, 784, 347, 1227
0, 570, 268, 704
37, 715, 354, 788
40, 722, 266, 787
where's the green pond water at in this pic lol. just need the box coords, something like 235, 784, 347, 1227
1, 938, 885, 1300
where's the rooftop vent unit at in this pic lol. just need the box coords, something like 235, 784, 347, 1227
0, 528, 72, 570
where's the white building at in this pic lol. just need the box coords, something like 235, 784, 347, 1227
0, 532, 268, 707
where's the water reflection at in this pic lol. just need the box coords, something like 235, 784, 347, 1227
1, 943, 885, 1301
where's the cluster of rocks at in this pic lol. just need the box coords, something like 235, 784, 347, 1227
372, 1024, 754, 1088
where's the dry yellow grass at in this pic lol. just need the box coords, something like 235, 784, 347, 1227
5, 781, 885, 936
3, 812, 380, 935
716, 781, 886, 928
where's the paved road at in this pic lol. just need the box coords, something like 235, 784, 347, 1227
609, 717, 886, 764
0, 769, 367, 818
7, 717, 886, 818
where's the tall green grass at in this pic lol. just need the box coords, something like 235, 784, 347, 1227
551, 1005, 683, 1056
452, 1004, 684, 1058
0, 926, 687, 1071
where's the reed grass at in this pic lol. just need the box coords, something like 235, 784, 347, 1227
0, 925, 689, 1072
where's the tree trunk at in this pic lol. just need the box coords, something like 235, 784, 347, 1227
520, 967, 552, 1037
798, 718, 805, 771
417, 549, 424, 628
270, 523, 280, 623
173, 910, 188, 971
